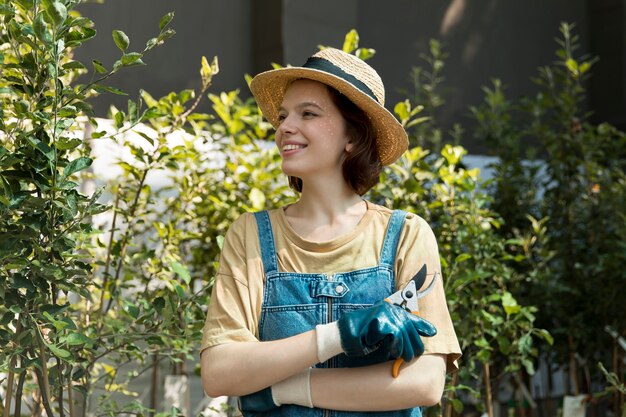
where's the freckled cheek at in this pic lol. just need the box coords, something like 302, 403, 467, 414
274, 131, 282, 147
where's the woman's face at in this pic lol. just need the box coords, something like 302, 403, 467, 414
275, 79, 353, 182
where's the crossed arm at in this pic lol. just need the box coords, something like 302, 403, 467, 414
200, 328, 446, 412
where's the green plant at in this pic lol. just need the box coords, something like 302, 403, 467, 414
403, 39, 451, 153
594, 362, 626, 417
0, 2, 175, 415
472, 23, 626, 399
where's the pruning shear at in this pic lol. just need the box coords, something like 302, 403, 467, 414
384, 264, 439, 378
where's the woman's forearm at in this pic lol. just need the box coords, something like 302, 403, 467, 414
201, 330, 319, 397
311, 354, 447, 411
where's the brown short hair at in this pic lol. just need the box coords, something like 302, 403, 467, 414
288, 85, 382, 195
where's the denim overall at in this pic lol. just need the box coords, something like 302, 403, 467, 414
246, 209, 422, 417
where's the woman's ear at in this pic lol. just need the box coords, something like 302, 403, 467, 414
345, 140, 355, 153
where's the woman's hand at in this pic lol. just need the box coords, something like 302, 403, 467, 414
338, 301, 437, 361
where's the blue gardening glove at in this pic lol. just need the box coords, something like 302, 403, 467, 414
238, 387, 278, 413
337, 301, 437, 362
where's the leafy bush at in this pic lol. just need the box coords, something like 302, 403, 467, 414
0, 2, 191, 415
471, 23, 626, 393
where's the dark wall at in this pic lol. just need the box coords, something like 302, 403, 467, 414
282, 0, 590, 153
74, 0, 625, 154
74, 0, 253, 116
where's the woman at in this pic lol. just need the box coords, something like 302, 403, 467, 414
200, 47, 461, 416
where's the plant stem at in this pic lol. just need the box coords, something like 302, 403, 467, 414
34, 365, 54, 417
56, 354, 64, 417
100, 191, 120, 316
444, 372, 458, 417
14, 367, 26, 417
68, 378, 75, 417
105, 169, 149, 313
4, 358, 15, 417
4, 319, 24, 417
35, 335, 53, 417
483, 362, 494, 417
149, 354, 158, 417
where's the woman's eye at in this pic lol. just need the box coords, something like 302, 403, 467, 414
302, 111, 317, 118
277, 114, 286, 123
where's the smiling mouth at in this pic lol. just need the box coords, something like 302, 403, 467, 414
282, 144, 307, 152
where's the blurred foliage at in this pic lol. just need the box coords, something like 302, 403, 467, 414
470, 22, 626, 395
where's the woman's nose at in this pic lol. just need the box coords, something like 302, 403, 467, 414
277, 114, 296, 137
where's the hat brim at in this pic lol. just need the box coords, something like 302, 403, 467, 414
249, 67, 408, 166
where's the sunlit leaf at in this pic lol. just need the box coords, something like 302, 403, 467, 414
342, 29, 359, 53
48, 344, 71, 359
112, 29, 129, 51
64, 157, 92, 178
171, 261, 191, 284
159, 11, 174, 31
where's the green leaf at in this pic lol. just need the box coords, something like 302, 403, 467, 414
92, 84, 127, 95
522, 358, 535, 375
46, 1, 67, 26
66, 191, 77, 215
502, 291, 521, 315
112, 29, 129, 51
114, 111, 125, 128
394, 101, 409, 121
123, 301, 139, 319
171, 261, 191, 284
64, 157, 92, 178
157, 28, 175, 43
127, 99, 139, 124
451, 398, 464, 413
121, 52, 144, 66
159, 11, 174, 31
455, 253, 472, 263
28, 137, 55, 161
342, 29, 359, 53
154, 297, 165, 314
92, 60, 107, 74
64, 332, 91, 346
56, 137, 81, 150
579, 61, 591, 74
565, 58, 578, 74
62, 61, 86, 70
48, 344, 71, 359
59, 105, 77, 117
201, 55, 218, 83
174, 283, 185, 299
0, 4, 16, 15
355, 48, 375, 61
33, 12, 52, 44
536, 329, 554, 345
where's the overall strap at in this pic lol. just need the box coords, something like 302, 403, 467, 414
253, 211, 279, 275
379, 209, 408, 268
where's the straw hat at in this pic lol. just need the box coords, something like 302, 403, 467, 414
249, 48, 408, 166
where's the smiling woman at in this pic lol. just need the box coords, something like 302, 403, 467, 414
276, 80, 353, 192
200, 47, 461, 416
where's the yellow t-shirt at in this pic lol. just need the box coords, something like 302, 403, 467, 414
202, 201, 462, 372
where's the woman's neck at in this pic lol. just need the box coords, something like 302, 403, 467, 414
284, 179, 366, 242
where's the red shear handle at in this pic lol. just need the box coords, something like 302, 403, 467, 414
391, 310, 420, 378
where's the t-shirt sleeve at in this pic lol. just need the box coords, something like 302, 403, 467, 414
395, 213, 462, 373
201, 214, 260, 352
